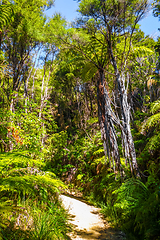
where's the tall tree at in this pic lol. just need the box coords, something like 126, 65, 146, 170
0, 0, 56, 151
58, 0, 150, 176
1, 0, 54, 111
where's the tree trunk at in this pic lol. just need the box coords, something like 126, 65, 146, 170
24, 49, 40, 113
97, 69, 121, 172
118, 73, 139, 176
115, 71, 139, 176
107, 37, 139, 176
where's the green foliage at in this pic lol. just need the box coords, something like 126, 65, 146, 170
46, 130, 68, 172
0, 151, 68, 239
109, 179, 160, 240
0, 1, 159, 239
141, 100, 160, 155
10, 0, 54, 41
142, 113, 160, 132
81, 61, 97, 82
0, 1, 13, 30
150, 100, 160, 114
13, 110, 45, 153
91, 172, 121, 206
29, 203, 69, 240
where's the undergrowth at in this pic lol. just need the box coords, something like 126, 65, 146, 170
0, 151, 69, 240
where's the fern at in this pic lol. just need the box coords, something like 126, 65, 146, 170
132, 46, 154, 58
81, 61, 97, 82
141, 100, 160, 155
110, 178, 160, 239
0, 2, 13, 30
0, 152, 66, 200
142, 112, 160, 131
142, 100, 160, 132
0, 151, 67, 239
0, 151, 44, 171
150, 99, 160, 114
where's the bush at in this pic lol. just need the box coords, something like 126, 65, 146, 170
0, 151, 69, 240
108, 179, 160, 240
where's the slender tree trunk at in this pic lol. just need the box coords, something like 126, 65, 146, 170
39, 65, 46, 119
24, 49, 40, 113
39, 57, 54, 148
76, 82, 83, 128
31, 68, 38, 100
97, 69, 121, 172
110, 49, 139, 176
117, 73, 139, 176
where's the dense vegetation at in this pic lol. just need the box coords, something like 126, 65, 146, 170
0, 0, 160, 239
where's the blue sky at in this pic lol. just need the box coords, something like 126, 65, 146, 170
46, 0, 159, 40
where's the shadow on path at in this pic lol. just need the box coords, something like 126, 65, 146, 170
71, 227, 126, 240
67, 220, 126, 240
60, 194, 126, 240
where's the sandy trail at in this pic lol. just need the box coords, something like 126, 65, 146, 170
60, 194, 126, 240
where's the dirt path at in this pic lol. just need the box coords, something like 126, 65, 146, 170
60, 194, 126, 240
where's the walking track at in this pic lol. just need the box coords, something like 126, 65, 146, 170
60, 194, 126, 240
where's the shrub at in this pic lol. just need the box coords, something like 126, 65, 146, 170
0, 151, 69, 240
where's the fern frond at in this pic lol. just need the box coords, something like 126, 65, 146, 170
0, 150, 68, 239
81, 61, 97, 82
0, 152, 66, 203
133, 46, 154, 58
0, 151, 44, 173
113, 179, 149, 198
150, 100, 160, 114
93, 148, 104, 156
1, 174, 65, 196
0, 3, 13, 30
141, 113, 160, 133
113, 179, 149, 214
145, 132, 160, 153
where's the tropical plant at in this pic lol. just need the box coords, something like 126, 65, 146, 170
0, 151, 68, 239
141, 99, 160, 155
0, 1, 13, 31
110, 178, 160, 240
